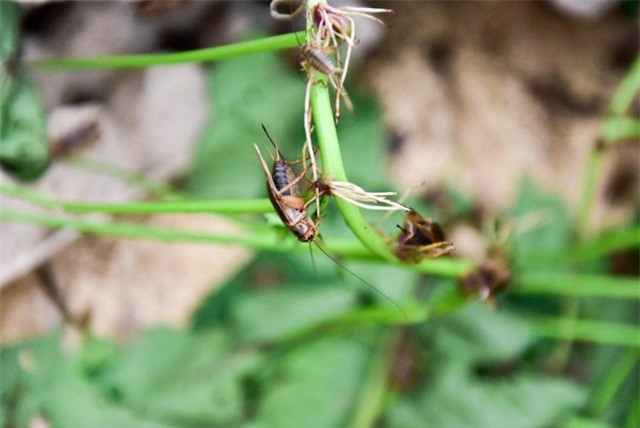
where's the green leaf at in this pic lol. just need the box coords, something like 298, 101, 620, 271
430, 302, 533, 364
232, 286, 357, 343
188, 32, 305, 199
388, 369, 585, 428
0, 330, 175, 428
509, 176, 571, 271
99, 327, 260, 426
249, 335, 372, 428
0, 73, 49, 181
388, 303, 585, 428
0, 1, 49, 182
0, 2, 20, 57
343, 262, 419, 308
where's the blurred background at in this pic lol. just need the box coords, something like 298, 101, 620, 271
1, 1, 638, 427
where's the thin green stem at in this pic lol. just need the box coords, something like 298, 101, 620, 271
0, 210, 285, 250
561, 415, 615, 428
5, 208, 636, 297
577, 57, 640, 238
600, 117, 640, 143
275, 305, 428, 347
349, 329, 397, 428
609, 56, 640, 116
29, 31, 306, 70
519, 226, 640, 269
516, 272, 640, 299
70, 157, 182, 199
62, 199, 274, 215
588, 349, 639, 416
577, 146, 604, 240
532, 318, 640, 348
563, 59, 640, 373
0, 181, 273, 215
0, 182, 59, 210
626, 389, 640, 428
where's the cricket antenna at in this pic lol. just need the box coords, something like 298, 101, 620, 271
260, 123, 283, 160
308, 242, 317, 276
261, 123, 277, 148
313, 238, 407, 320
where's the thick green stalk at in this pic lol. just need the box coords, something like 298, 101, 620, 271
307, 0, 397, 262
311, 81, 397, 262
30, 31, 306, 70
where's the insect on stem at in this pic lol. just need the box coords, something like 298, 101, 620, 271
254, 126, 319, 243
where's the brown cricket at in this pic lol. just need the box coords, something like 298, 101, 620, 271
254, 125, 318, 242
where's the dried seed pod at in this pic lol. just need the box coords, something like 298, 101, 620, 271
459, 257, 511, 304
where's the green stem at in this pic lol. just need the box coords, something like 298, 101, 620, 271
0, 182, 59, 209
588, 349, 639, 416
532, 318, 640, 348
0, 180, 470, 276
307, 0, 398, 263
576, 145, 604, 240
0, 181, 273, 215
609, 56, 640, 116
519, 226, 640, 269
0, 210, 284, 250
516, 272, 640, 299
600, 117, 640, 142
29, 31, 306, 70
577, 57, 640, 238
62, 199, 274, 215
626, 389, 640, 428
349, 330, 397, 428
3, 209, 637, 299
71, 157, 182, 199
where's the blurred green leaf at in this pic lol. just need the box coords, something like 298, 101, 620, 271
0, 2, 20, 57
248, 335, 373, 428
231, 286, 357, 343
336, 92, 390, 190
0, 330, 175, 428
388, 368, 585, 428
388, 303, 585, 428
100, 327, 260, 426
188, 32, 304, 199
510, 176, 571, 271
0, 1, 49, 182
430, 302, 533, 364
344, 262, 419, 308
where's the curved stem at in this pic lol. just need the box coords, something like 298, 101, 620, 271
307, 0, 397, 262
